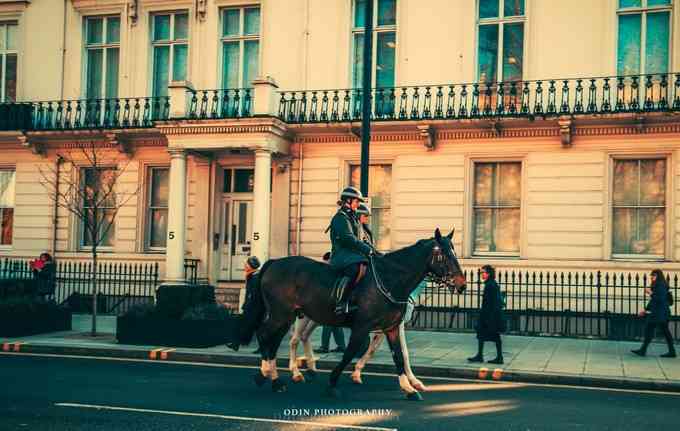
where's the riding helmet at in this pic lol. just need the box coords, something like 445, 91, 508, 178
356, 203, 371, 216
339, 186, 365, 203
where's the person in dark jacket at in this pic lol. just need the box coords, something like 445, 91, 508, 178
468, 265, 506, 364
227, 256, 262, 352
31, 252, 56, 299
328, 186, 377, 315
632, 269, 676, 358
357, 203, 374, 245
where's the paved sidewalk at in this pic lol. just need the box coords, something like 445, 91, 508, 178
2, 314, 679, 392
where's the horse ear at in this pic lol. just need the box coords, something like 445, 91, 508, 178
447, 228, 454, 239
434, 228, 442, 241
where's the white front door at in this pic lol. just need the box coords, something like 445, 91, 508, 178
220, 199, 253, 281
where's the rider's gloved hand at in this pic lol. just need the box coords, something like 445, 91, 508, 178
371, 248, 384, 258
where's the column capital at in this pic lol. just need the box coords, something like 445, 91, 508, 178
168, 148, 187, 159
254, 148, 273, 156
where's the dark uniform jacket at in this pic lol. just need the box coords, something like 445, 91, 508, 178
477, 278, 506, 341
241, 270, 261, 314
645, 279, 671, 324
361, 223, 374, 246
329, 206, 372, 271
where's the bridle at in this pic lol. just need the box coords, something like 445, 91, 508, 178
428, 242, 462, 290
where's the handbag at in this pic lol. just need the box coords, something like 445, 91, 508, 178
668, 291, 674, 306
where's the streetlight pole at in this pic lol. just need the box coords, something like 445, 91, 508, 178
360, 0, 374, 197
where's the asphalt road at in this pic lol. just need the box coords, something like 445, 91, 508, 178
1, 353, 679, 431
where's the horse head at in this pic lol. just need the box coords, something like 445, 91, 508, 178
430, 228, 467, 294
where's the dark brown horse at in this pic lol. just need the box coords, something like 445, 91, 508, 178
248, 228, 466, 400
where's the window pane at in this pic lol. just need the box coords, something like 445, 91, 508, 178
6, 24, 17, 50
223, 169, 232, 192
83, 209, 115, 247
0, 55, 3, 101
504, 0, 525, 16
1, 208, 13, 245
0, 171, 15, 207
619, 0, 641, 7
617, 14, 641, 75
243, 40, 259, 88
474, 209, 493, 252
238, 202, 247, 243
0, 26, 5, 50
244, 8, 260, 35
613, 208, 664, 254
87, 17, 103, 44
647, 0, 670, 6
86, 49, 103, 99
378, 0, 397, 26
479, 0, 500, 18
106, 17, 120, 44
352, 33, 364, 89
172, 44, 188, 81
150, 209, 168, 248
4, 53, 16, 102
151, 168, 169, 207
372, 208, 391, 250
153, 46, 170, 97
498, 162, 521, 206
478, 24, 499, 82
503, 22, 523, 81
495, 208, 520, 252
223, 9, 240, 36
613, 160, 639, 205
376, 32, 396, 88
222, 41, 240, 89
639, 159, 665, 205
234, 169, 254, 192
474, 163, 494, 205
105, 48, 119, 98
645, 12, 669, 74
355, 0, 367, 28
174, 13, 189, 40
153, 15, 171, 41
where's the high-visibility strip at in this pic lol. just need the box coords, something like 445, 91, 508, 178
149, 348, 163, 360
478, 367, 489, 379
160, 349, 175, 360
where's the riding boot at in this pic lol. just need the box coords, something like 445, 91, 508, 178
468, 339, 484, 362
334, 276, 353, 315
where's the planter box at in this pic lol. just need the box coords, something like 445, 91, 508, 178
116, 315, 239, 348
0, 307, 72, 337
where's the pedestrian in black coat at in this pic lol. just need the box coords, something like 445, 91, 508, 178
468, 265, 506, 364
632, 269, 676, 358
227, 256, 263, 352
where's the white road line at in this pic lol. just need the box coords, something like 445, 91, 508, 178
4, 351, 680, 397
55, 403, 398, 431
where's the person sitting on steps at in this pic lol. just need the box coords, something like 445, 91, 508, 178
327, 186, 379, 315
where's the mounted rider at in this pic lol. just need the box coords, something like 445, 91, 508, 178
328, 186, 378, 315
356, 203, 374, 246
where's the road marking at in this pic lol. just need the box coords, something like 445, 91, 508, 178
160, 349, 175, 360
2, 342, 23, 352
5, 351, 680, 397
55, 403, 398, 431
149, 349, 163, 360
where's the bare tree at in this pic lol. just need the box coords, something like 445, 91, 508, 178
39, 141, 139, 336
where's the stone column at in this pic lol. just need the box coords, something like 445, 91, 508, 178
164, 148, 187, 283
251, 149, 272, 262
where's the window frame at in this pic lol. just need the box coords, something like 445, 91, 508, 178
83, 15, 121, 100
351, 0, 398, 89
145, 166, 169, 252
219, 6, 261, 89
0, 168, 15, 248
609, 153, 671, 261
79, 166, 117, 251
150, 10, 190, 97
475, 0, 527, 83
347, 162, 394, 252
615, 0, 673, 76
0, 21, 18, 102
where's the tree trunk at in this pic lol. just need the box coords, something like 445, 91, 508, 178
91, 247, 98, 336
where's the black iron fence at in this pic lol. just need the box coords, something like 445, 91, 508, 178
0, 96, 170, 131
278, 72, 680, 124
408, 268, 680, 341
187, 88, 252, 119
0, 258, 159, 315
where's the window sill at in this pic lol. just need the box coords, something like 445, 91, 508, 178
144, 249, 167, 254
611, 255, 666, 262
470, 253, 521, 259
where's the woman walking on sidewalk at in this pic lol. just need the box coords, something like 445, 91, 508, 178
468, 265, 506, 365
632, 269, 676, 358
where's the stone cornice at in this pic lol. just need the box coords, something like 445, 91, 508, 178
0, 0, 30, 13
70, 0, 126, 13
156, 117, 291, 140
2, 129, 167, 151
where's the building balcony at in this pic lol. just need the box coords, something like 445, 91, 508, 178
185, 88, 252, 120
278, 73, 680, 124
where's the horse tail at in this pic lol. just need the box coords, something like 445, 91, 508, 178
237, 259, 273, 346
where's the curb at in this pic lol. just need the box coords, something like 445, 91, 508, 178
3, 341, 680, 394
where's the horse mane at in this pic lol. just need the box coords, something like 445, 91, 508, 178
383, 238, 433, 261
373, 238, 434, 294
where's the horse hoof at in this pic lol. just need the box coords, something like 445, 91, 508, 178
304, 369, 317, 382
272, 378, 287, 393
253, 372, 267, 388
406, 391, 423, 401
292, 373, 305, 384
351, 374, 363, 385
325, 386, 342, 399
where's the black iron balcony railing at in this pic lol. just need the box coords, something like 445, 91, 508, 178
0, 96, 171, 131
186, 88, 252, 119
278, 73, 680, 124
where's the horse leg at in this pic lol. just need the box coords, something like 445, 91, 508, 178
267, 321, 293, 393
288, 317, 307, 383
352, 332, 384, 384
384, 325, 423, 401
326, 328, 370, 398
399, 322, 426, 391
300, 320, 320, 381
